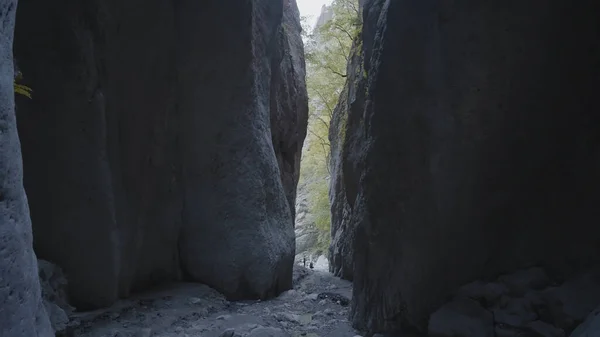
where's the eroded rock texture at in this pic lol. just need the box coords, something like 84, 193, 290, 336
429, 266, 600, 337
0, 0, 52, 335
328, 39, 366, 282
270, 0, 309, 219
329, 0, 600, 334
12, 0, 307, 309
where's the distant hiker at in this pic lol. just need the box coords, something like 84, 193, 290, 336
309, 262, 314, 269
303, 257, 306, 267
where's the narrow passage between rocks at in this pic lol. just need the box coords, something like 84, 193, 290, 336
66, 267, 357, 337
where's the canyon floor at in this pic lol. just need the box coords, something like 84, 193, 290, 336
66, 266, 358, 337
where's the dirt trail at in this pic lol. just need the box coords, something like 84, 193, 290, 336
66, 266, 359, 337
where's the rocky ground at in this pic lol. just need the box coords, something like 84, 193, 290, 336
428, 266, 600, 337
62, 266, 358, 337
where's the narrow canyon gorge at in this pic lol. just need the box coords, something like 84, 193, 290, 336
1, 0, 600, 336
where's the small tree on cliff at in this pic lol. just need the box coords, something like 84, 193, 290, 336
13, 60, 32, 99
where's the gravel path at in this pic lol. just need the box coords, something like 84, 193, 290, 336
66, 266, 359, 337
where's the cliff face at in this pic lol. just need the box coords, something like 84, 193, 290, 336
329, 0, 600, 334
328, 39, 366, 282
0, 0, 53, 335
270, 0, 309, 219
11, 0, 307, 309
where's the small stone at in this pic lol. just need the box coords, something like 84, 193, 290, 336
307, 293, 319, 300
219, 329, 236, 337
134, 328, 152, 337
246, 326, 288, 337
428, 298, 494, 337
525, 320, 565, 337
217, 314, 232, 320
189, 297, 202, 304
494, 325, 524, 337
274, 312, 301, 323
492, 297, 538, 328
498, 267, 550, 296
456, 281, 510, 306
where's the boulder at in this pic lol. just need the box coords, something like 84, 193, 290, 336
526, 321, 565, 337
13, 0, 307, 307
341, 0, 600, 334
498, 267, 551, 296
428, 298, 494, 337
570, 304, 600, 337
38, 259, 73, 333
0, 0, 52, 335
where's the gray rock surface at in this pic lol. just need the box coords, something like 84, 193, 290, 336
326, 0, 600, 334
13, 0, 307, 308
328, 38, 366, 282
570, 304, 600, 337
177, 0, 295, 302
428, 298, 494, 337
294, 182, 319, 260
427, 267, 600, 337
38, 259, 74, 334
0, 0, 52, 335
499, 267, 551, 296
270, 0, 309, 219
66, 266, 358, 337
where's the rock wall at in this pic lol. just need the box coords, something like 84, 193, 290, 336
12, 0, 307, 309
329, 0, 600, 334
270, 0, 309, 218
294, 182, 319, 261
0, 0, 52, 335
328, 39, 366, 282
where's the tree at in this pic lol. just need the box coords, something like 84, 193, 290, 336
299, 0, 360, 255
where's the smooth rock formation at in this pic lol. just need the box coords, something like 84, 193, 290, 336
38, 259, 73, 334
328, 0, 600, 334
428, 298, 494, 337
0, 0, 52, 335
270, 0, 309, 218
13, 0, 307, 308
328, 38, 366, 282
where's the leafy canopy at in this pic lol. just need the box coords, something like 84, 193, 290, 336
299, 0, 360, 255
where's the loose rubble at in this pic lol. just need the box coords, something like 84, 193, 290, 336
428, 266, 600, 337
64, 266, 357, 337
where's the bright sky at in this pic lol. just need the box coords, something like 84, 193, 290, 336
297, 0, 333, 29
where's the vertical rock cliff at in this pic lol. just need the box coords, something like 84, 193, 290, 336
11, 0, 307, 309
0, 0, 52, 335
329, 0, 600, 334
270, 0, 309, 219
328, 38, 366, 282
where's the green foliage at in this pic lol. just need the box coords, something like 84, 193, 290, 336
14, 70, 33, 99
14, 82, 33, 99
299, 0, 360, 255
